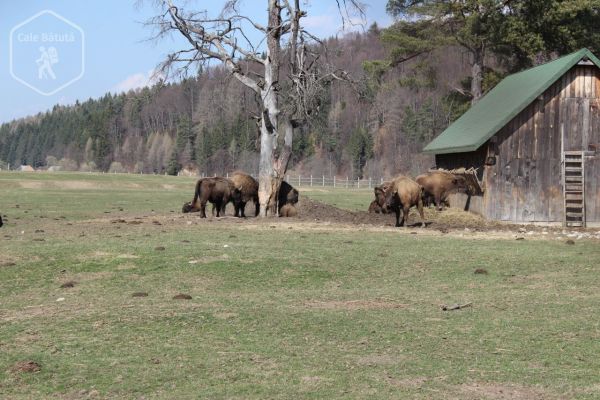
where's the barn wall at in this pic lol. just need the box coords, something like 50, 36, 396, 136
435, 148, 486, 215
437, 64, 600, 224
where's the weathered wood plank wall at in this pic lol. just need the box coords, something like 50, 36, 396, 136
437, 65, 600, 224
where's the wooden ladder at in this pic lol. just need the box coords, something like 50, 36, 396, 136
563, 151, 585, 228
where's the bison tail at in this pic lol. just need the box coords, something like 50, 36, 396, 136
192, 179, 203, 207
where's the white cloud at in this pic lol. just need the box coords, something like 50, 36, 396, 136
301, 13, 365, 38
111, 69, 163, 93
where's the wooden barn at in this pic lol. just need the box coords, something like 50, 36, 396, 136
423, 48, 600, 227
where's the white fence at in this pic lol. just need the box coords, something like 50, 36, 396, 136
285, 175, 385, 189
193, 172, 385, 189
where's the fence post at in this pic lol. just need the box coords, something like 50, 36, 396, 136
322, 175, 325, 186
226, 172, 229, 178
333, 176, 336, 188
346, 176, 348, 188
310, 175, 313, 187
299, 174, 301, 187
357, 178, 360, 189
369, 177, 372, 188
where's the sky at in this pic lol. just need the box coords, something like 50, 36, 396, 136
0, 0, 391, 124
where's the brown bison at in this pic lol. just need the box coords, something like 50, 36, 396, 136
0, 215, 3, 227
278, 181, 299, 214
182, 177, 241, 218
368, 181, 391, 214
279, 204, 298, 217
230, 171, 259, 217
415, 171, 467, 211
384, 176, 425, 227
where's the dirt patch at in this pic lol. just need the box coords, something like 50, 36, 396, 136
305, 299, 407, 311
60, 281, 76, 288
460, 382, 554, 399
132, 292, 148, 297
173, 294, 192, 300
295, 197, 504, 233
11, 361, 41, 373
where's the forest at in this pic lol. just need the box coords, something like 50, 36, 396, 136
1, 0, 599, 179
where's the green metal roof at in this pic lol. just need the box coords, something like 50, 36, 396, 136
423, 48, 600, 154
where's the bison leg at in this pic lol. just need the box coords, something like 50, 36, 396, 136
200, 201, 207, 218
417, 198, 426, 228
215, 201, 223, 217
434, 193, 443, 211
394, 207, 401, 227
254, 199, 260, 217
239, 201, 247, 218
401, 206, 410, 227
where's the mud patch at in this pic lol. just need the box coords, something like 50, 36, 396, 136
305, 299, 407, 310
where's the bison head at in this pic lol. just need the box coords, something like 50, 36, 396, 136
374, 186, 386, 208
384, 188, 399, 212
287, 187, 299, 205
182, 202, 195, 213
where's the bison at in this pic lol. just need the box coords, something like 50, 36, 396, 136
182, 177, 241, 218
0, 215, 3, 227
368, 181, 391, 214
278, 181, 299, 214
415, 171, 467, 211
384, 176, 425, 227
230, 171, 259, 217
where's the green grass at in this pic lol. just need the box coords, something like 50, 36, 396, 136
1, 172, 600, 399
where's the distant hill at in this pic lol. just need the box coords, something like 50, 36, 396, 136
0, 31, 471, 178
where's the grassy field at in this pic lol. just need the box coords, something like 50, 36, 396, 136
1, 172, 600, 399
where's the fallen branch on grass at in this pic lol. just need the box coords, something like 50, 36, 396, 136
441, 303, 472, 311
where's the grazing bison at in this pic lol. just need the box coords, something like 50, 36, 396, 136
229, 171, 259, 217
0, 215, 3, 227
182, 177, 241, 218
415, 171, 467, 211
368, 181, 391, 214
384, 176, 425, 227
279, 204, 298, 217
278, 181, 299, 213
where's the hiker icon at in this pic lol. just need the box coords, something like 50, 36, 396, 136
36, 46, 58, 80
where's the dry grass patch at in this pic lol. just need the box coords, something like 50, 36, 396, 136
355, 354, 403, 367
305, 299, 408, 311
459, 382, 555, 400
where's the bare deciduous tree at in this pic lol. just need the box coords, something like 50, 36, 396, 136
148, 0, 364, 216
